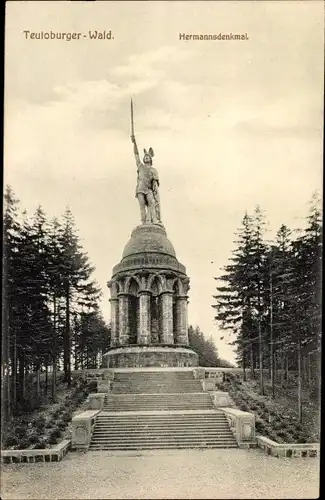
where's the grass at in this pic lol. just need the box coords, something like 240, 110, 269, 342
219, 373, 320, 444
2, 376, 93, 450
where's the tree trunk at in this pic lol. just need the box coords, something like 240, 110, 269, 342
307, 353, 311, 386
258, 319, 264, 395
11, 327, 17, 414
18, 349, 25, 403
270, 268, 275, 397
74, 349, 79, 371
274, 350, 277, 383
52, 359, 57, 402
24, 365, 28, 400
45, 362, 48, 395
285, 352, 289, 387
64, 283, 71, 387
250, 345, 255, 379
6, 310, 11, 422
297, 335, 302, 423
242, 350, 247, 381
36, 365, 41, 398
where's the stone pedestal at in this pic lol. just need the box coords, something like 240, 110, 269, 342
104, 346, 198, 368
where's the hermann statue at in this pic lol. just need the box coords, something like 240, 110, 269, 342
130, 99, 161, 225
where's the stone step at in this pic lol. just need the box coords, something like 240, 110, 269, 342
112, 389, 202, 393
96, 422, 227, 427
114, 376, 196, 377
95, 422, 230, 428
104, 398, 212, 401
92, 438, 236, 445
95, 421, 231, 428
112, 381, 202, 386
108, 392, 209, 396
94, 428, 231, 434
96, 420, 228, 426
89, 444, 238, 450
91, 436, 237, 443
93, 432, 234, 438
103, 408, 214, 412
113, 387, 202, 390
96, 415, 226, 421
105, 399, 212, 402
103, 407, 214, 412
104, 401, 213, 404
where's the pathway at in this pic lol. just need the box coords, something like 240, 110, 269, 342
1, 448, 319, 499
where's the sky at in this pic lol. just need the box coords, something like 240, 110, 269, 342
4, 0, 324, 363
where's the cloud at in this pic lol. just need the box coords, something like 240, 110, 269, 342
111, 45, 191, 78
234, 119, 322, 139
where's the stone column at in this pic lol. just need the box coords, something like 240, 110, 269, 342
161, 291, 174, 344
137, 291, 151, 345
118, 293, 130, 345
109, 298, 119, 347
175, 295, 189, 345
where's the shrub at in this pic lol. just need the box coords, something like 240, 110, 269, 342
5, 435, 19, 447
49, 428, 61, 444
87, 381, 97, 392
273, 420, 286, 430
62, 412, 72, 423
48, 435, 58, 445
57, 419, 66, 430
34, 416, 46, 430
267, 431, 279, 442
277, 430, 289, 439
52, 409, 60, 419
19, 438, 31, 449
28, 432, 39, 444
15, 426, 27, 439
255, 421, 265, 433
50, 428, 61, 439
34, 440, 47, 449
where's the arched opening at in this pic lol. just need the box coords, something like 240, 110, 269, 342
150, 277, 161, 344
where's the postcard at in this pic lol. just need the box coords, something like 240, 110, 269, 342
2, 1, 322, 499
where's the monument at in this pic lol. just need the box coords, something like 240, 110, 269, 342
105, 100, 198, 368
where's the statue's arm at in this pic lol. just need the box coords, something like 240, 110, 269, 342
131, 135, 141, 167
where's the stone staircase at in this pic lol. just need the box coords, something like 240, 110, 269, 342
89, 412, 237, 450
103, 393, 214, 411
89, 370, 238, 451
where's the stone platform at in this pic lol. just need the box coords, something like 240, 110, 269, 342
103, 345, 198, 368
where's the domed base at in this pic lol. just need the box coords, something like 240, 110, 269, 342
112, 223, 186, 276
103, 346, 198, 368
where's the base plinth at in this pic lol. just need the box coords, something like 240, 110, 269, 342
103, 346, 198, 368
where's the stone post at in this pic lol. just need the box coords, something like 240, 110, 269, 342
161, 291, 174, 344
109, 298, 119, 347
137, 291, 151, 345
175, 295, 189, 345
118, 293, 130, 345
